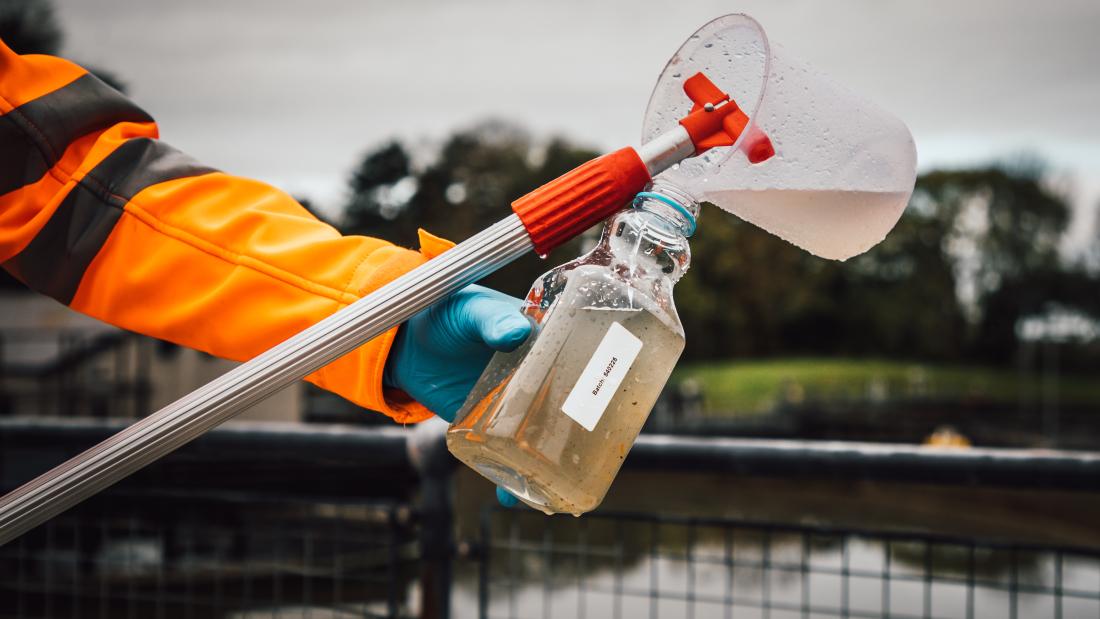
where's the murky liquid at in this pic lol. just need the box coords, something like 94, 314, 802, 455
705, 189, 911, 260
447, 287, 684, 515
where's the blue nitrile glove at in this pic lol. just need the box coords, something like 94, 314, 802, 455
384, 285, 531, 508
496, 487, 519, 507
383, 284, 532, 421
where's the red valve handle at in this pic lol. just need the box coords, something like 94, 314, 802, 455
511, 73, 772, 255
512, 147, 651, 255
678, 72, 775, 164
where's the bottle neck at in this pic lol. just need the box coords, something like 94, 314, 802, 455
632, 179, 700, 238
599, 180, 697, 283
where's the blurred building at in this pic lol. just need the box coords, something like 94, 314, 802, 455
0, 290, 303, 423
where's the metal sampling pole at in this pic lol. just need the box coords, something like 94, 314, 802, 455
0, 131, 695, 546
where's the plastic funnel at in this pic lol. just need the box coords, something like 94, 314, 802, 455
643, 14, 918, 261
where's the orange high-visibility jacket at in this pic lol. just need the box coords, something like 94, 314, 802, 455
0, 40, 447, 423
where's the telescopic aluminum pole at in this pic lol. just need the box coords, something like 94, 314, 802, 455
0, 129, 695, 546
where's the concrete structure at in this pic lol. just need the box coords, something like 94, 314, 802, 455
0, 292, 303, 423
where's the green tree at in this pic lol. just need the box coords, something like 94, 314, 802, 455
341, 126, 1094, 366
914, 165, 1075, 359
0, 0, 62, 55
676, 163, 1082, 363
674, 212, 822, 359
341, 121, 600, 298
0, 0, 127, 91
919, 166, 1068, 305
674, 202, 966, 362
342, 141, 414, 241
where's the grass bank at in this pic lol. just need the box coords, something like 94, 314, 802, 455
673, 358, 1100, 416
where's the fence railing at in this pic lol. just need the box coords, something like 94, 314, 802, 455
1, 491, 417, 618
476, 509, 1100, 619
1, 417, 1099, 618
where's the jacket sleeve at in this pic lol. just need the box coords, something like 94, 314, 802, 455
0, 39, 448, 423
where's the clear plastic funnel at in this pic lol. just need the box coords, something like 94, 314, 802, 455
643, 14, 918, 261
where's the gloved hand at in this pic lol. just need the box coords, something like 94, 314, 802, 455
384, 285, 532, 508
384, 284, 532, 422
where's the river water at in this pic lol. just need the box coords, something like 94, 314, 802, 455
447, 467, 1100, 618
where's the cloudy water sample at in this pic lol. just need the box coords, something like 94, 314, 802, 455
448, 302, 684, 516
707, 188, 912, 261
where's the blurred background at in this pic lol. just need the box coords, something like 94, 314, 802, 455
1, 1, 1099, 618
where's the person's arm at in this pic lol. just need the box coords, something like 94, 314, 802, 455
0, 39, 451, 423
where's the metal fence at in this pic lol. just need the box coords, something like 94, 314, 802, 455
0, 493, 417, 618
476, 509, 1100, 619
1, 418, 1099, 619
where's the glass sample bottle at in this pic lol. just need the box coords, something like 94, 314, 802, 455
447, 180, 698, 515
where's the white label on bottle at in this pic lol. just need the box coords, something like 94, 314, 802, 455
561, 322, 643, 431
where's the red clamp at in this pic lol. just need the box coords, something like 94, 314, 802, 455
678, 72, 775, 164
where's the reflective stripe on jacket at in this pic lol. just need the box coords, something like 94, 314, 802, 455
0, 39, 447, 423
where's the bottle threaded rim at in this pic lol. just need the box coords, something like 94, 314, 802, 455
632, 191, 698, 236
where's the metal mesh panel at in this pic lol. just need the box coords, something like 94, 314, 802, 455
0, 493, 419, 618
476, 509, 1100, 619
2, 419, 1099, 618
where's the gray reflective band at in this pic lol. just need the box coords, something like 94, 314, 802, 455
0, 73, 154, 196
0, 118, 49, 195
5, 138, 217, 304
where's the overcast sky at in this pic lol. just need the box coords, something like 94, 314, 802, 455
53, 0, 1100, 250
